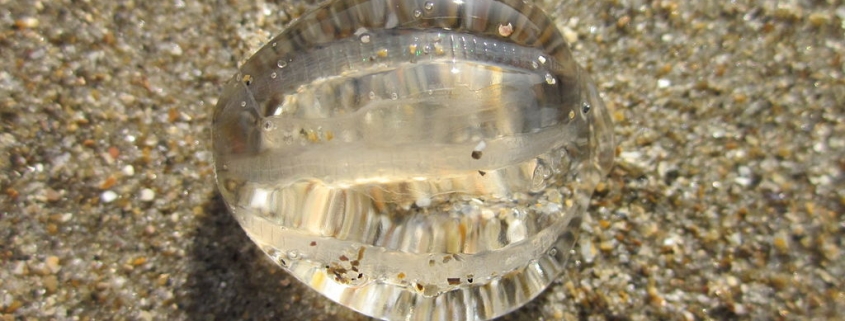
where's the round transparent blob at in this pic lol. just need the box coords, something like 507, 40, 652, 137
212, 0, 615, 320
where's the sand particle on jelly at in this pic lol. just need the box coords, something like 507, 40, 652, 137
498, 23, 513, 37
545, 73, 556, 85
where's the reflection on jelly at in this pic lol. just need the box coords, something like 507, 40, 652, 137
212, 0, 614, 320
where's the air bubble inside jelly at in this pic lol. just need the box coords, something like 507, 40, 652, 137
212, 0, 614, 320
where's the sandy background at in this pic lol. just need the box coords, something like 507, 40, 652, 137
1, 0, 843, 320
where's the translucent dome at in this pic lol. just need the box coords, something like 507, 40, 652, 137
212, 0, 614, 319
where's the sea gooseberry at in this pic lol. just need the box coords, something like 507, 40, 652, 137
212, 0, 614, 319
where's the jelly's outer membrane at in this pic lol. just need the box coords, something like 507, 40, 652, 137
212, 0, 614, 320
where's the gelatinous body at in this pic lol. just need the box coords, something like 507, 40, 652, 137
212, 0, 614, 320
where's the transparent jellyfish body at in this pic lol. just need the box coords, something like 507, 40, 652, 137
212, 0, 614, 320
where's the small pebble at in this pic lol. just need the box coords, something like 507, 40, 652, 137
101, 191, 118, 203
43, 275, 59, 293
139, 188, 155, 201
561, 26, 578, 44
14, 17, 39, 28
45, 256, 61, 274
44, 188, 61, 202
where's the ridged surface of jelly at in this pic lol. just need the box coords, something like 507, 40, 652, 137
212, 0, 614, 320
